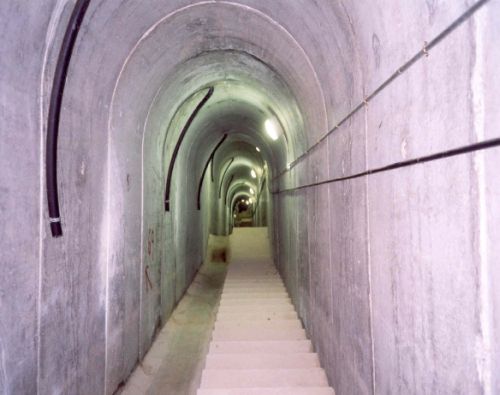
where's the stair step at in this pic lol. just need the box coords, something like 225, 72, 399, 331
209, 340, 313, 354
197, 388, 335, 395
220, 293, 289, 299
217, 305, 295, 313
222, 288, 288, 298
224, 285, 283, 288
216, 311, 298, 321
225, 276, 280, 281
219, 296, 292, 308
198, 230, 335, 395
212, 327, 306, 341
200, 368, 329, 388
214, 320, 302, 331
223, 288, 285, 292
204, 353, 319, 369
224, 279, 284, 284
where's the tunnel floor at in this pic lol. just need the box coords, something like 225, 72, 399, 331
121, 228, 334, 394
120, 236, 228, 395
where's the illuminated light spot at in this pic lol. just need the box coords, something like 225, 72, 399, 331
250, 169, 257, 178
265, 119, 279, 141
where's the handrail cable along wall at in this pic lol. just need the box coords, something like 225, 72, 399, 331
272, 0, 492, 181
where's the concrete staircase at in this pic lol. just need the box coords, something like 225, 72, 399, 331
197, 228, 335, 395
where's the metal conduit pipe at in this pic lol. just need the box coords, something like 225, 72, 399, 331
218, 157, 234, 198
223, 174, 234, 206
46, 0, 90, 237
196, 134, 227, 210
164, 86, 214, 211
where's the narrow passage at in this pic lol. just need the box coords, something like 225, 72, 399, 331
197, 228, 335, 395
121, 228, 335, 395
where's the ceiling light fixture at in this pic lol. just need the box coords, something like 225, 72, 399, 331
256, 147, 261, 152
250, 169, 257, 179
264, 119, 279, 141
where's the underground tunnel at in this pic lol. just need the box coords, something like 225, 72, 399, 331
1, 0, 500, 394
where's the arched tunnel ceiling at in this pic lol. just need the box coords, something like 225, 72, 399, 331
109, 1, 331, 187
152, 51, 303, 183
3, 1, 496, 394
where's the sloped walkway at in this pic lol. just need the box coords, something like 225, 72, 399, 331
120, 236, 228, 395
197, 228, 335, 395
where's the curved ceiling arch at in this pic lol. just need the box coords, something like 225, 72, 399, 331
109, 1, 330, 187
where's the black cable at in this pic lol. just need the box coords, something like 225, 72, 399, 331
273, 0, 491, 181
197, 134, 227, 210
273, 136, 500, 194
218, 157, 234, 198
224, 174, 234, 206
164, 86, 214, 211
46, 0, 91, 237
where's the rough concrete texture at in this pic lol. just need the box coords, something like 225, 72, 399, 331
1, 1, 499, 394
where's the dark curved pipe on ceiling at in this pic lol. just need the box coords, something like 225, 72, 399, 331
224, 174, 234, 206
197, 134, 228, 210
46, 0, 91, 237
164, 86, 214, 211
218, 157, 234, 198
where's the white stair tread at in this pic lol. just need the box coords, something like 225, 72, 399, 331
221, 290, 288, 295
223, 281, 285, 284
216, 311, 298, 321
217, 306, 296, 313
212, 327, 306, 341
197, 388, 335, 395
204, 353, 319, 369
224, 278, 282, 281
218, 300, 291, 307
200, 368, 329, 388
214, 320, 302, 331
219, 294, 289, 300
198, 230, 334, 395
209, 340, 313, 354
223, 282, 284, 286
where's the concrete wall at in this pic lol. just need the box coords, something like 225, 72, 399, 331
272, 2, 500, 394
1, 1, 499, 395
